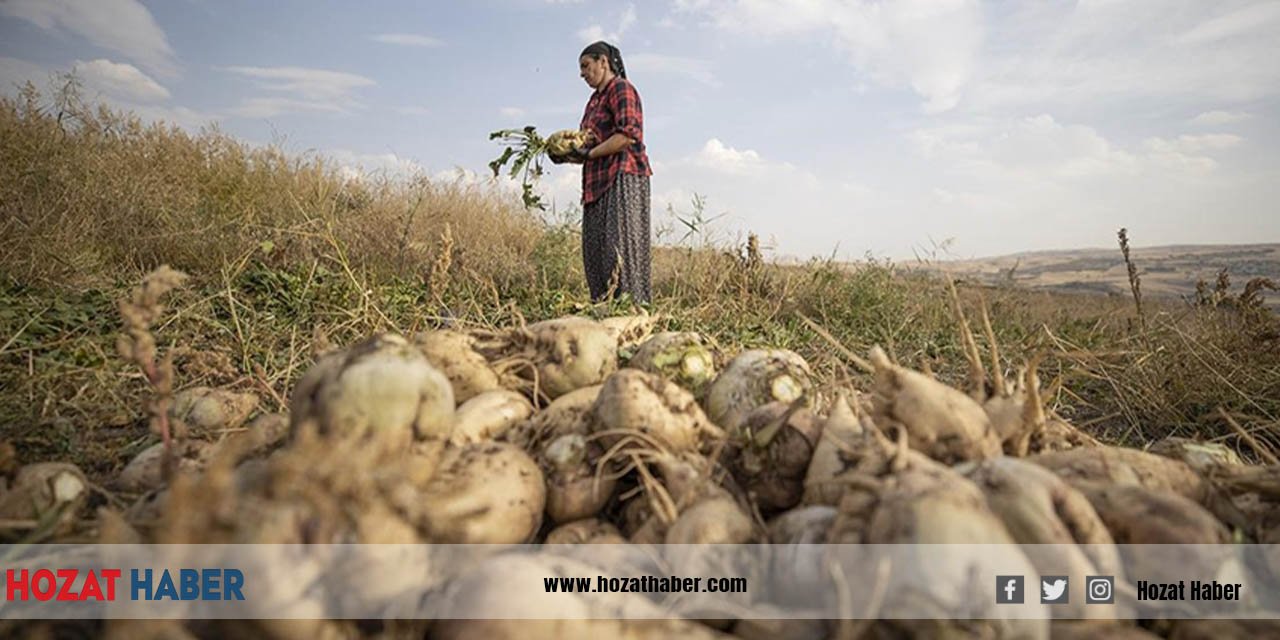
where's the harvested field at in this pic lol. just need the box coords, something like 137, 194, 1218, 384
4, 86, 1280, 639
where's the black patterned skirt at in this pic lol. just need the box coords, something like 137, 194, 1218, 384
582, 172, 651, 304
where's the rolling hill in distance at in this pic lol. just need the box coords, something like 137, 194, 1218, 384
930, 243, 1280, 311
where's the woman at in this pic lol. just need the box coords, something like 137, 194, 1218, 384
556, 40, 652, 305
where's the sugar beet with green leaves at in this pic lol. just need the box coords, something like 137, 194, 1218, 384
488, 126, 589, 210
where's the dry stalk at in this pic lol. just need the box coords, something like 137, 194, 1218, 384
219, 254, 252, 371
428, 222, 455, 306
604, 255, 624, 303
745, 233, 762, 270
1240, 277, 1277, 310
1042, 325, 1147, 435
116, 265, 189, 483
976, 290, 1005, 393
320, 219, 395, 332
250, 362, 289, 413
795, 312, 874, 374
945, 277, 988, 397
1169, 321, 1275, 421
0, 307, 47, 357
1218, 407, 1280, 465
1117, 228, 1148, 335
395, 186, 428, 271
1013, 353, 1045, 457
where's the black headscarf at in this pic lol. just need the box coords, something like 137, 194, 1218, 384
580, 40, 626, 79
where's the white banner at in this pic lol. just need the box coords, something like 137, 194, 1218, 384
0, 543, 1276, 620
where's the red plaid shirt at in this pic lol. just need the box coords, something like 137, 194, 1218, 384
580, 76, 652, 205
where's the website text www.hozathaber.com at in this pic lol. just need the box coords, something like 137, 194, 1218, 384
544, 575, 748, 594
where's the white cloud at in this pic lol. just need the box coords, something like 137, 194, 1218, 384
72, 59, 169, 102
885, 113, 1264, 257
434, 166, 497, 188
675, 0, 829, 35
223, 66, 376, 117
1143, 134, 1243, 154
227, 97, 345, 119
1175, 1, 1280, 45
223, 66, 375, 101
539, 168, 584, 210
681, 138, 819, 185
984, 115, 1139, 180
1190, 110, 1253, 126
125, 104, 220, 130
578, 25, 607, 43
627, 53, 718, 86
655, 187, 693, 210
432, 166, 528, 202
909, 116, 1247, 184
969, 2, 1280, 113
692, 138, 766, 175
394, 106, 432, 116
2, 56, 172, 106
0, 0, 178, 77
644, 139, 830, 251
372, 33, 445, 48
499, 106, 527, 118
0, 56, 215, 129
1141, 133, 1243, 171
908, 123, 985, 159
679, 2, 1280, 115
579, 3, 638, 43
931, 187, 1000, 211
327, 149, 427, 182
674, 0, 982, 113
840, 181, 874, 198
619, 4, 639, 35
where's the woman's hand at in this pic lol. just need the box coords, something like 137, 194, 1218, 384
565, 131, 596, 163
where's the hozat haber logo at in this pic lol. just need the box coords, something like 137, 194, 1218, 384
4, 567, 245, 602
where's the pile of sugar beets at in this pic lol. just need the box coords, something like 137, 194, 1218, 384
7, 309, 1280, 640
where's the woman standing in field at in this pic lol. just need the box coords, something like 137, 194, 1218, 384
556, 40, 653, 305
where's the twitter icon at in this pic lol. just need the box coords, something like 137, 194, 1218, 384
1041, 576, 1069, 604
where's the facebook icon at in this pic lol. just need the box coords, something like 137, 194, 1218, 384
996, 575, 1024, 604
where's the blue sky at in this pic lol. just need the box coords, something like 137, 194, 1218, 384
2, 0, 1278, 261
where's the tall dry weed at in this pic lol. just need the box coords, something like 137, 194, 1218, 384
0, 81, 543, 290
116, 266, 188, 481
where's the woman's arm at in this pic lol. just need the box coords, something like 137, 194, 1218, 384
585, 80, 643, 160
586, 132, 635, 160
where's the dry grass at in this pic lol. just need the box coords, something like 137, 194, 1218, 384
0, 79, 545, 291
2, 83, 1280, 483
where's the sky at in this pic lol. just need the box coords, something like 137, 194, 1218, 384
2, 0, 1278, 262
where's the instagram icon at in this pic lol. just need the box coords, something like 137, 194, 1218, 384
1086, 576, 1114, 604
